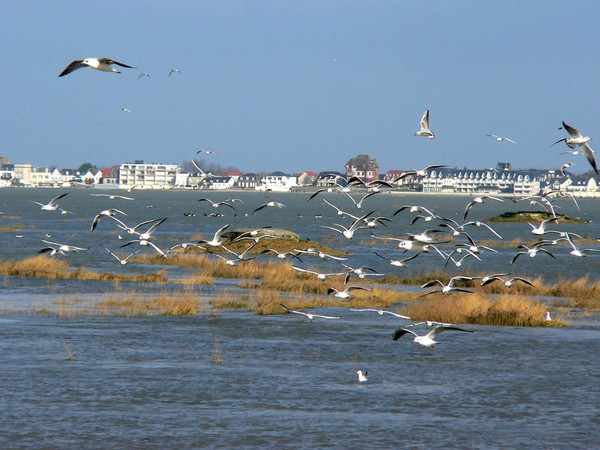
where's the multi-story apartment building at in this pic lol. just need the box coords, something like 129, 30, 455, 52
118, 161, 180, 188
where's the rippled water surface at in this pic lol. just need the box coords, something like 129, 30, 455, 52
1, 189, 600, 448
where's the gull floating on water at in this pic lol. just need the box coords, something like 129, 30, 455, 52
279, 303, 340, 322
414, 110, 435, 139
59, 58, 134, 77
356, 370, 368, 382
392, 325, 473, 348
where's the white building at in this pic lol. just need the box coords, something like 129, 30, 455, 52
119, 161, 180, 188
258, 171, 298, 192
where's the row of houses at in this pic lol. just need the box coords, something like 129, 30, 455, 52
1, 155, 598, 196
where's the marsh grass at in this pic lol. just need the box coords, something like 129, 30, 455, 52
210, 339, 223, 364
402, 294, 566, 327
63, 339, 77, 361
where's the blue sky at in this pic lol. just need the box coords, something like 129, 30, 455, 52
1, 1, 599, 174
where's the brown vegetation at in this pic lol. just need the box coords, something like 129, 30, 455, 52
402, 293, 565, 327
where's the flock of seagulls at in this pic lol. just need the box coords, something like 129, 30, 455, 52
41, 61, 600, 383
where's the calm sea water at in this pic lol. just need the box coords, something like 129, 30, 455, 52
1, 188, 600, 448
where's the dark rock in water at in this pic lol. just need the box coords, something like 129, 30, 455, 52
222, 228, 300, 241
487, 211, 587, 224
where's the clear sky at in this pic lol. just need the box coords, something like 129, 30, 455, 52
1, 1, 599, 175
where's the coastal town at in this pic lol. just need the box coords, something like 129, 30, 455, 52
0, 153, 599, 197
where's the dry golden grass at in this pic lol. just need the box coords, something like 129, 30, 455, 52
99, 290, 204, 316
402, 293, 566, 327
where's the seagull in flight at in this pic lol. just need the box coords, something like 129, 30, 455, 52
90, 208, 127, 232
487, 134, 516, 144
559, 162, 576, 176
196, 149, 216, 155
279, 303, 340, 322
32, 193, 68, 211
327, 286, 371, 299
420, 276, 476, 296
414, 109, 435, 139
169, 68, 181, 76
253, 201, 286, 213
90, 193, 134, 201
392, 325, 473, 348
292, 265, 347, 280
59, 58, 135, 77
198, 224, 230, 247
138, 72, 150, 79
552, 121, 598, 174
463, 195, 504, 220
121, 107, 133, 113
373, 251, 419, 268
105, 248, 139, 265
40, 239, 88, 255
480, 276, 533, 287
198, 198, 236, 210
393, 166, 447, 182
349, 308, 411, 320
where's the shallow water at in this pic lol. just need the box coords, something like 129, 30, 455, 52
1, 188, 600, 447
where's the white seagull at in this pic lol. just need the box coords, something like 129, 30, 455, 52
373, 251, 419, 267
327, 286, 371, 299
392, 325, 473, 348
90, 193, 135, 201
420, 276, 476, 296
279, 303, 340, 322
464, 195, 504, 220
393, 166, 447, 182
32, 193, 69, 211
356, 370, 368, 382
59, 58, 135, 77
552, 121, 598, 174
292, 266, 347, 280
414, 110, 435, 139
480, 276, 533, 287
253, 201, 286, 213
321, 210, 374, 240
105, 248, 139, 265
138, 72, 150, 79
169, 68, 181, 76
196, 149, 216, 155
198, 198, 236, 210
529, 217, 559, 236
121, 107, 132, 113
90, 208, 127, 232
349, 308, 411, 320
487, 134, 517, 144
564, 232, 600, 257
198, 224, 230, 247
39, 239, 88, 255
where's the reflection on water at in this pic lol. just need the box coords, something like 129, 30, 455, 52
1, 189, 600, 447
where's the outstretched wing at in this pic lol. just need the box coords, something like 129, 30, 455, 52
59, 60, 85, 77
